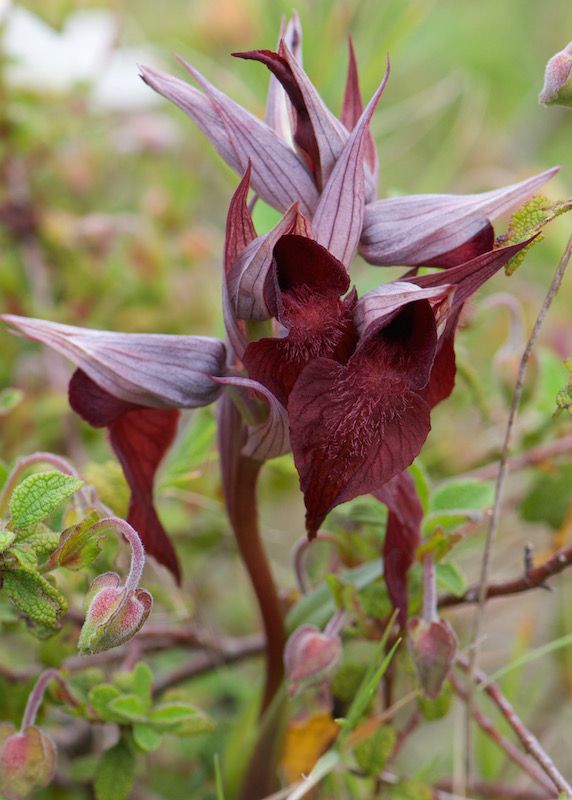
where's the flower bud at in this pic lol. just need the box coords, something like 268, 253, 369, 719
539, 41, 572, 108
407, 617, 457, 699
284, 624, 342, 695
0, 724, 56, 800
78, 571, 152, 654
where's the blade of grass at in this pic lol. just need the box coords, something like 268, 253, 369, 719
487, 631, 572, 684
214, 754, 226, 800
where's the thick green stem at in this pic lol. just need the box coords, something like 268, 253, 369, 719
229, 456, 285, 713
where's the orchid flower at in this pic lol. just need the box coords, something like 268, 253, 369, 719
139, 12, 557, 269
0, 18, 558, 638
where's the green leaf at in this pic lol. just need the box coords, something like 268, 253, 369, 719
132, 724, 162, 752
422, 511, 477, 538
388, 779, 433, 800
45, 511, 103, 571
0, 529, 16, 553
214, 754, 226, 800
9, 471, 83, 529
148, 702, 215, 735
113, 662, 153, 706
107, 694, 148, 722
354, 725, 396, 775
3, 568, 67, 636
435, 562, 467, 597
9, 543, 38, 570
519, 464, 572, 530
94, 738, 136, 800
18, 525, 61, 561
502, 196, 572, 275
408, 461, 430, 514
88, 685, 122, 721
430, 478, 494, 514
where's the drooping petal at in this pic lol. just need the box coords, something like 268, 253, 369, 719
312, 59, 389, 266
139, 63, 319, 216
2, 315, 226, 409
360, 167, 559, 267
69, 370, 181, 581
243, 235, 357, 404
215, 376, 290, 460
227, 204, 306, 321
374, 471, 423, 626
264, 13, 303, 142
340, 37, 378, 184
420, 308, 461, 409
289, 300, 436, 536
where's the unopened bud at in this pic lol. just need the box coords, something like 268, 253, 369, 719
407, 617, 457, 699
284, 624, 341, 695
78, 571, 152, 654
0, 724, 56, 800
539, 41, 572, 108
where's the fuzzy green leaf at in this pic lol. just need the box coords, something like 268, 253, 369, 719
354, 725, 396, 775
430, 479, 494, 514
132, 724, 162, 752
45, 511, 102, 571
3, 568, 67, 636
94, 738, 136, 800
435, 562, 467, 597
9, 471, 83, 529
107, 694, 148, 722
0, 529, 16, 553
148, 702, 215, 735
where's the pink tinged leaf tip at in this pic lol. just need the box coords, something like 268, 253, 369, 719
243, 235, 358, 405
539, 41, 572, 107
264, 13, 303, 142
0, 724, 56, 800
341, 38, 379, 184
289, 300, 436, 536
374, 472, 423, 627
1, 315, 227, 409
360, 167, 559, 267
69, 369, 181, 581
312, 59, 390, 266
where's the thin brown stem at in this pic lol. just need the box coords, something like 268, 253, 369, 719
465, 233, 572, 788
458, 656, 572, 795
440, 544, 572, 608
21, 670, 80, 731
467, 434, 572, 482
450, 675, 555, 794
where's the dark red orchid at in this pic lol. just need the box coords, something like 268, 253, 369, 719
0, 17, 559, 623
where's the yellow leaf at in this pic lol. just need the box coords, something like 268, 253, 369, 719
281, 711, 339, 784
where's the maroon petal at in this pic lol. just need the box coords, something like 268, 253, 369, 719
289, 301, 436, 536
227, 204, 305, 321
223, 167, 256, 358
2, 315, 226, 409
69, 370, 181, 582
360, 167, 558, 267
340, 38, 378, 184
243, 235, 357, 404
312, 61, 389, 266
374, 471, 423, 626
420, 308, 461, 409
139, 62, 319, 216
264, 13, 303, 140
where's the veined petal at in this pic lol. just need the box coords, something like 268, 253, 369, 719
360, 167, 559, 267
139, 62, 319, 216
243, 235, 357, 404
69, 370, 181, 581
312, 60, 390, 266
289, 300, 436, 535
2, 315, 226, 408
264, 12, 303, 142
340, 38, 378, 186
215, 376, 290, 461
227, 203, 305, 321
374, 471, 423, 626
354, 281, 455, 339
223, 166, 256, 359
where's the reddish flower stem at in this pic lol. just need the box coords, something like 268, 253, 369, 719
422, 554, 438, 623
458, 656, 572, 795
88, 517, 145, 600
20, 670, 79, 732
229, 456, 285, 712
0, 452, 81, 518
